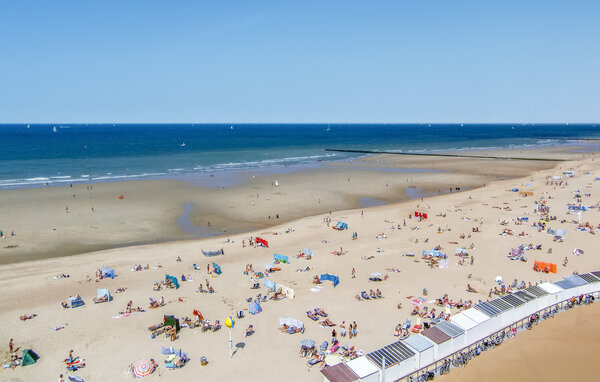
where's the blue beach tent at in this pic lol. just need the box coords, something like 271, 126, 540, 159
165, 274, 180, 289
273, 254, 290, 264
101, 266, 116, 279
320, 273, 340, 287
212, 262, 222, 275
249, 300, 262, 315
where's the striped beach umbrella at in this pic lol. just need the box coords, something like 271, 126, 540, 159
133, 360, 154, 378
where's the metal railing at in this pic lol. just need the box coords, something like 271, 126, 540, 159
396, 289, 599, 382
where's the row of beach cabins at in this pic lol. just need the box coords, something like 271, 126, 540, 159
322, 271, 600, 382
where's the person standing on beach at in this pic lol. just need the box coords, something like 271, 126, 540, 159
352, 268, 355, 279
9, 338, 13, 353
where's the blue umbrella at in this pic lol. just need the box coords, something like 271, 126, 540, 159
300, 339, 315, 348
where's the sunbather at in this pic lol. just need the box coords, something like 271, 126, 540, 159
245, 325, 255, 337
376, 289, 383, 298
466, 284, 478, 293
369, 290, 377, 299
320, 319, 335, 327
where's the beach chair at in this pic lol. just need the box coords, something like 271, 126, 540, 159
401, 319, 411, 330
361, 291, 370, 300
320, 341, 328, 351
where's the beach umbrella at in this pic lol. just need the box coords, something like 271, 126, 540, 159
133, 360, 154, 378
370, 272, 382, 278
325, 354, 343, 366
300, 339, 315, 348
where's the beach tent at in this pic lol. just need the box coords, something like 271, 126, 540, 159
320, 273, 340, 287
212, 262, 222, 275
97, 288, 112, 302
165, 274, 180, 289
164, 315, 180, 333
202, 248, 224, 256
264, 279, 277, 291
403, 334, 435, 369
333, 222, 348, 230
422, 250, 445, 258
71, 296, 85, 308
21, 349, 39, 367
301, 248, 314, 257
345, 357, 379, 382
279, 317, 304, 330
101, 266, 116, 279
249, 300, 262, 315
367, 341, 418, 381
255, 237, 269, 247
273, 254, 290, 264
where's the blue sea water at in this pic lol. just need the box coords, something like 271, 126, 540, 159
0, 123, 598, 189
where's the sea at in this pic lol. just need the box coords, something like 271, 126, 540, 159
0, 123, 598, 190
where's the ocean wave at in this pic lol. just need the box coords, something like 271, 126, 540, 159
50, 176, 72, 179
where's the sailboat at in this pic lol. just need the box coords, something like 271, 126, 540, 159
230, 125, 234, 130
52, 126, 57, 133
180, 141, 186, 147
27, 124, 30, 129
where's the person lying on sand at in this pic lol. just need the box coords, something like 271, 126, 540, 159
20, 313, 37, 321
467, 284, 478, 293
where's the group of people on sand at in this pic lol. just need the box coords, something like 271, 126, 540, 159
356, 289, 383, 300
197, 283, 215, 293
122, 300, 144, 314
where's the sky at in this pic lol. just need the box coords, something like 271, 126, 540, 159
0, 1, 598, 123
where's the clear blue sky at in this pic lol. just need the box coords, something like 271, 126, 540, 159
1, 1, 598, 123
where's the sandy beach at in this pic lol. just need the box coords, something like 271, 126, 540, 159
2, 145, 593, 265
1, 146, 599, 381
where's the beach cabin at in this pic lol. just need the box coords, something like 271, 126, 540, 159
450, 313, 480, 346
564, 275, 591, 295
538, 282, 564, 306
321, 363, 358, 382
488, 298, 515, 328
552, 280, 578, 302
433, 321, 465, 355
403, 335, 435, 369
461, 308, 492, 342
499, 294, 527, 322
420, 327, 452, 360
344, 357, 379, 382
366, 341, 418, 381
578, 273, 600, 294
511, 290, 538, 317
474, 301, 503, 333
524, 285, 550, 312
